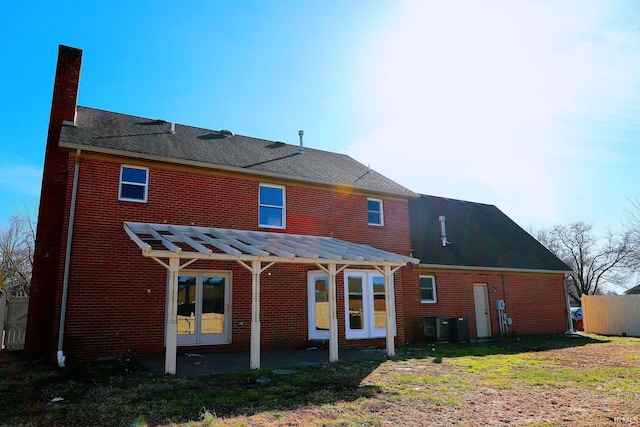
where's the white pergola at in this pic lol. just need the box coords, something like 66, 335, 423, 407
124, 221, 418, 374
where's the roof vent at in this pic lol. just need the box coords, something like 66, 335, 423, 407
170, 122, 175, 134
439, 215, 451, 246
298, 130, 304, 154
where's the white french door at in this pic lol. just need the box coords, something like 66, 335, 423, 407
344, 270, 395, 339
173, 271, 232, 346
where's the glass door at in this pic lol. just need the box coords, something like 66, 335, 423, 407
344, 270, 395, 339
175, 271, 231, 346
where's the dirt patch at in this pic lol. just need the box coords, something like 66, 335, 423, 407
1, 334, 639, 426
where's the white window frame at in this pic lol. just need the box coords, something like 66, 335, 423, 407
367, 198, 384, 226
119, 165, 148, 203
307, 270, 330, 340
258, 183, 286, 229
420, 275, 437, 304
343, 269, 396, 340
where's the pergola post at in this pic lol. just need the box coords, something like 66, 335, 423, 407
328, 263, 339, 362
383, 265, 395, 357
250, 260, 261, 369
165, 257, 180, 374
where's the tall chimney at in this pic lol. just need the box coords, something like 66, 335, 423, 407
50, 45, 82, 127
25, 45, 83, 358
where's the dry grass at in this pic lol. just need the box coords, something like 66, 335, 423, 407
1, 334, 639, 426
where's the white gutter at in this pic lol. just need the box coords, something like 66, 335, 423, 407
57, 142, 419, 200
417, 263, 573, 275
57, 149, 81, 367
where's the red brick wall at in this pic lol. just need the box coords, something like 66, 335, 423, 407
403, 268, 568, 343
25, 46, 82, 357
51, 154, 412, 361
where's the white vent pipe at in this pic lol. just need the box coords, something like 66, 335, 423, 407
439, 215, 451, 246
298, 130, 304, 154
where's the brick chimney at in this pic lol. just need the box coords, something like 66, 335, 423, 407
24, 45, 83, 358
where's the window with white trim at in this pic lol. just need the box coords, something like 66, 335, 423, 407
259, 184, 285, 228
119, 165, 148, 202
367, 198, 384, 226
307, 271, 330, 340
344, 270, 395, 339
420, 275, 437, 303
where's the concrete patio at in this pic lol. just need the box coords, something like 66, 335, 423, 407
138, 347, 389, 376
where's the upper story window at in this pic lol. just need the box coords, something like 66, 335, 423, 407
119, 165, 148, 202
367, 198, 384, 226
420, 275, 437, 303
259, 184, 285, 229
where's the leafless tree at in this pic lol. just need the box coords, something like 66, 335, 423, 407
537, 222, 632, 301
626, 198, 640, 275
0, 203, 37, 298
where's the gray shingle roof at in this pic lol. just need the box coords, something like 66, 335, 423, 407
409, 194, 572, 272
59, 107, 416, 197
625, 284, 640, 295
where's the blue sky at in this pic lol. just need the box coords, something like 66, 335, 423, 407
2, 0, 639, 236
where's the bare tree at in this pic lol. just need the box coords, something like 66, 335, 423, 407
537, 222, 632, 301
626, 198, 640, 275
0, 203, 37, 298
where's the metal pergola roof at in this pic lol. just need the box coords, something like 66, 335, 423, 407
124, 222, 419, 266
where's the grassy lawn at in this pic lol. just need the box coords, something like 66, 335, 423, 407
1, 334, 639, 426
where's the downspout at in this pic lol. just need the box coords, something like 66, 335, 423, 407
57, 149, 81, 367
564, 274, 576, 335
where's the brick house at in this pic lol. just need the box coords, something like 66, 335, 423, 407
24, 46, 418, 374
404, 194, 573, 342
26, 46, 573, 374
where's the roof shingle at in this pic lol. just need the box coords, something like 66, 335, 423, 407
59, 107, 416, 198
409, 194, 572, 272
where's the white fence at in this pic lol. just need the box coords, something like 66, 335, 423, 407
1, 293, 29, 350
582, 295, 640, 337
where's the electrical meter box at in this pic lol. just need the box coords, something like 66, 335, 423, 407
496, 299, 505, 310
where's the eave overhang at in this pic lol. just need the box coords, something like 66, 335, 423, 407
60, 140, 418, 200
417, 263, 573, 275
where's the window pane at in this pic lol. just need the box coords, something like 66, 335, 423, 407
259, 206, 283, 226
260, 186, 283, 206
367, 199, 380, 212
120, 184, 145, 200
122, 167, 147, 184
420, 277, 434, 301
314, 278, 329, 331
368, 212, 381, 224
420, 287, 433, 301
201, 276, 225, 334
177, 276, 196, 336
372, 276, 386, 329
368, 199, 382, 224
348, 277, 364, 330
